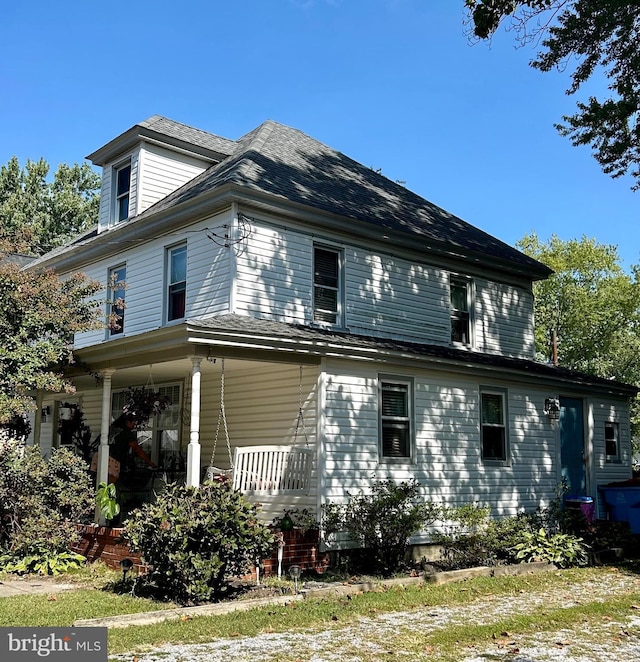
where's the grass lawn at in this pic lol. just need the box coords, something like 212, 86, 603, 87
1, 563, 640, 660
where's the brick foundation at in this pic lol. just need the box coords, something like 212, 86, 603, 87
262, 528, 330, 577
71, 524, 146, 572
71, 524, 329, 578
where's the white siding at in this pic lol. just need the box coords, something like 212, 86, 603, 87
73, 212, 232, 349
137, 144, 208, 214
346, 249, 451, 343
199, 362, 318, 522
233, 216, 534, 357
476, 278, 535, 358
590, 398, 633, 517
321, 359, 559, 539
235, 222, 311, 323
97, 148, 141, 234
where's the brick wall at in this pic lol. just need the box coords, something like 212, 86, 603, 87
71, 524, 146, 572
71, 524, 329, 578
262, 528, 330, 577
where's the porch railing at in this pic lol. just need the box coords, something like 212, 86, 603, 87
232, 445, 313, 495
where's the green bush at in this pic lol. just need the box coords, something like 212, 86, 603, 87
122, 480, 275, 605
512, 527, 589, 568
323, 478, 440, 576
0, 442, 94, 573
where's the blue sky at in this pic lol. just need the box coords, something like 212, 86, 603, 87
1, 0, 637, 270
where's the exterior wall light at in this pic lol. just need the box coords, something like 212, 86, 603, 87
544, 397, 561, 421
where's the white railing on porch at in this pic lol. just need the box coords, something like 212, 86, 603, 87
232, 445, 313, 495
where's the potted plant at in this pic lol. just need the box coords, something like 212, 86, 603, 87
121, 387, 172, 427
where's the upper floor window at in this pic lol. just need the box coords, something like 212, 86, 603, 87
167, 243, 187, 321
450, 276, 472, 345
107, 264, 126, 336
605, 421, 620, 462
314, 245, 343, 326
114, 162, 131, 223
480, 388, 509, 463
379, 377, 413, 461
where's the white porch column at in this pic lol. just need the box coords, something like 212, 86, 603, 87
32, 390, 44, 447
96, 369, 116, 487
186, 356, 203, 487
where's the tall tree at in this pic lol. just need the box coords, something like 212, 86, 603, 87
0, 157, 100, 255
0, 252, 103, 431
517, 233, 640, 439
465, 1, 640, 190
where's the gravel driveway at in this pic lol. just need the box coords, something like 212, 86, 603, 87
109, 570, 640, 661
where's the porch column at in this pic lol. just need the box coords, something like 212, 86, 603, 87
96, 369, 116, 488
32, 390, 44, 447
186, 356, 202, 487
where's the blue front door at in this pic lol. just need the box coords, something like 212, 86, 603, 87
560, 397, 586, 495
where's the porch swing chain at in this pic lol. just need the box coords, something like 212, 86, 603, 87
294, 365, 309, 447
210, 359, 233, 469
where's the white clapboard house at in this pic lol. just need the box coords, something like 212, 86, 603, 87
26, 116, 636, 534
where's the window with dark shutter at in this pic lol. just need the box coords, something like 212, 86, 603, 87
450, 277, 471, 345
381, 381, 411, 459
314, 246, 341, 325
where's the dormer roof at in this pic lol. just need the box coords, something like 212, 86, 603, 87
86, 115, 237, 166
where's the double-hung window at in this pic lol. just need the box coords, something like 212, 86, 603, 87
605, 421, 620, 463
450, 276, 472, 345
167, 243, 187, 322
379, 377, 413, 460
313, 245, 343, 326
107, 265, 126, 336
114, 162, 131, 223
112, 383, 183, 473
480, 388, 509, 463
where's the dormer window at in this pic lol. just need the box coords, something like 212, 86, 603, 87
114, 162, 131, 223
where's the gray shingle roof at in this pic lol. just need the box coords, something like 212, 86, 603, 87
137, 115, 237, 157
139, 120, 551, 278
187, 314, 638, 396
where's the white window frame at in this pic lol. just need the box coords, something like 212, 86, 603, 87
113, 161, 131, 224
605, 421, 620, 463
166, 243, 187, 322
378, 376, 414, 462
313, 244, 344, 327
450, 275, 474, 347
111, 382, 183, 471
107, 264, 126, 337
480, 387, 509, 465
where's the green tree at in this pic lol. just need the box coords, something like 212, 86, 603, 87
0, 257, 102, 430
0, 156, 100, 255
517, 233, 640, 439
465, 1, 640, 190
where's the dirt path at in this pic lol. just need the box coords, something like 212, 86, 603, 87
109, 570, 640, 661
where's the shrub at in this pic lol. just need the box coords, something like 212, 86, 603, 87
323, 478, 440, 576
512, 527, 589, 568
0, 442, 94, 573
122, 480, 275, 605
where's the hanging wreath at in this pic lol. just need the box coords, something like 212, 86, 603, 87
121, 387, 172, 427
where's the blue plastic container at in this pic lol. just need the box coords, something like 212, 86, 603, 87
599, 485, 640, 531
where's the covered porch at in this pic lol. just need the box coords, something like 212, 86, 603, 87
37, 324, 321, 525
